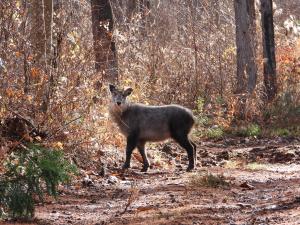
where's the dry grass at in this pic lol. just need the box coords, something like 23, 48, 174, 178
189, 171, 230, 189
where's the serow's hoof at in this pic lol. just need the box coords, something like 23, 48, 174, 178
122, 164, 130, 171
186, 166, 195, 172
141, 166, 149, 172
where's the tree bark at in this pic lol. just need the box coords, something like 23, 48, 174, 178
41, 0, 54, 112
29, 0, 53, 68
29, 0, 53, 112
125, 0, 150, 20
91, 0, 118, 83
260, 0, 277, 101
211, 0, 220, 27
29, 0, 44, 63
234, 0, 257, 94
234, 0, 258, 120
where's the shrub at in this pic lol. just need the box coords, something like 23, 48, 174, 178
206, 127, 224, 139
0, 144, 77, 219
0, 179, 34, 219
234, 123, 261, 137
194, 97, 211, 127
190, 172, 229, 188
246, 124, 261, 137
272, 128, 291, 137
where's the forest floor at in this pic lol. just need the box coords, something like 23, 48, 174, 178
3, 137, 300, 225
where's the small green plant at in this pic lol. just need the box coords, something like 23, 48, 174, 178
246, 124, 261, 137
271, 128, 291, 137
206, 127, 224, 139
235, 123, 261, 137
195, 97, 205, 115
194, 97, 211, 127
190, 172, 229, 188
0, 144, 77, 219
215, 95, 225, 105
196, 115, 210, 127
0, 179, 34, 219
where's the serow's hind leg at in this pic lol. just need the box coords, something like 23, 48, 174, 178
190, 140, 197, 166
173, 134, 195, 172
137, 141, 150, 172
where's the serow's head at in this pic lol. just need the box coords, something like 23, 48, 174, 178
109, 84, 133, 107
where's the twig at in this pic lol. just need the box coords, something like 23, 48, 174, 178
45, 115, 82, 140
120, 182, 139, 215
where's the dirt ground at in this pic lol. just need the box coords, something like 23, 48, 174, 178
3, 138, 300, 225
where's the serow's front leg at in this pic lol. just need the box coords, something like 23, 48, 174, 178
122, 134, 138, 170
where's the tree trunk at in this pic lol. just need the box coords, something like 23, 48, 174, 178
91, 0, 118, 83
41, 0, 54, 112
29, 0, 53, 112
125, 0, 150, 20
138, 0, 150, 35
188, 0, 199, 99
260, 0, 277, 101
29, 0, 44, 64
234, 0, 257, 94
234, 0, 257, 120
211, 0, 220, 27
29, 0, 53, 68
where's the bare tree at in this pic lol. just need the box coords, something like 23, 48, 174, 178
91, 0, 118, 83
234, 0, 257, 94
260, 0, 276, 101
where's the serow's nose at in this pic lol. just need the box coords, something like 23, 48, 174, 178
117, 102, 121, 105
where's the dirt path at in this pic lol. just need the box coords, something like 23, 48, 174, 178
4, 140, 300, 225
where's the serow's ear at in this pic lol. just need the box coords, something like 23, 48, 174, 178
109, 84, 116, 93
124, 88, 133, 96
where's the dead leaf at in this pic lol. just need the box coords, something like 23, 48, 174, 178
133, 152, 143, 163
136, 206, 155, 212
30, 67, 40, 78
